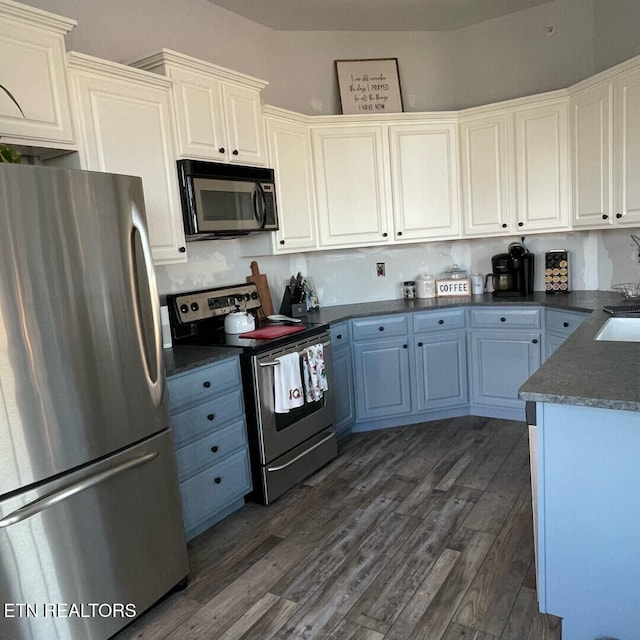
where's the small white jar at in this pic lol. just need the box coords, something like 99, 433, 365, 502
415, 274, 435, 299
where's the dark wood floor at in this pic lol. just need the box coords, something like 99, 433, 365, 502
115, 416, 561, 640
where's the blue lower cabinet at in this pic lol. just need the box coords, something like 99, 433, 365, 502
536, 402, 640, 639
330, 322, 356, 436
414, 330, 468, 411
469, 330, 541, 416
167, 356, 252, 540
353, 338, 412, 421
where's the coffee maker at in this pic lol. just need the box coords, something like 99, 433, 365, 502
486, 242, 534, 297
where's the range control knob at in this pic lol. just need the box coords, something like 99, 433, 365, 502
179, 304, 189, 314
190, 302, 199, 312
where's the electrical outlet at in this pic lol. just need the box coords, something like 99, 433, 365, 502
376, 262, 385, 277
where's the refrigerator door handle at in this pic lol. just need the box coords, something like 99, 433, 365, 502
0, 451, 159, 528
130, 201, 164, 407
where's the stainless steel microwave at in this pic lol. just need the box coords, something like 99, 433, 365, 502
176, 159, 279, 238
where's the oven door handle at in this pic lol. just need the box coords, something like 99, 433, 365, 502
266, 431, 336, 473
258, 340, 331, 367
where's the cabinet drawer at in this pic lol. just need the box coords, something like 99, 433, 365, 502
168, 357, 241, 411
469, 307, 541, 329
179, 448, 251, 534
330, 321, 351, 345
175, 418, 248, 481
171, 387, 245, 448
413, 309, 466, 333
545, 308, 587, 337
352, 315, 408, 341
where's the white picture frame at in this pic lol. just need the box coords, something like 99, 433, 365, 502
335, 58, 404, 115
435, 278, 472, 297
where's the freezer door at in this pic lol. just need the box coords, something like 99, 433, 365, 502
0, 165, 167, 495
0, 430, 188, 640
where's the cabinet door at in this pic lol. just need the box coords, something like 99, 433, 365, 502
469, 331, 541, 410
332, 345, 356, 436
221, 82, 267, 165
388, 122, 460, 241
613, 65, 640, 225
460, 112, 512, 236
514, 101, 570, 232
265, 115, 318, 251
414, 330, 468, 412
167, 66, 228, 162
570, 82, 614, 228
353, 339, 411, 420
68, 56, 186, 264
312, 125, 392, 247
0, 4, 75, 148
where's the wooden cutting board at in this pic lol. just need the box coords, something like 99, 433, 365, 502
246, 261, 275, 319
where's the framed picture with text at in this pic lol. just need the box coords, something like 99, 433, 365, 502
335, 58, 403, 115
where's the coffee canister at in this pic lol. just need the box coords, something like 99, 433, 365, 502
415, 274, 435, 298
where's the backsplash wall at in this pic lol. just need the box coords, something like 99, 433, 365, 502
156, 228, 640, 308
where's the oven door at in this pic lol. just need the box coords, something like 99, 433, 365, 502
192, 177, 277, 234
251, 333, 336, 465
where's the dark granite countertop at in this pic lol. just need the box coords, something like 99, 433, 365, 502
164, 290, 640, 412
305, 290, 621, 324
164, 344, 241, 377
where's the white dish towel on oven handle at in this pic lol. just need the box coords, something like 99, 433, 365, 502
274, 352, 304, 413
303, 343, 329, 402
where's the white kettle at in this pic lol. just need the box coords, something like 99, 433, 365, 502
224, 308, 256, 334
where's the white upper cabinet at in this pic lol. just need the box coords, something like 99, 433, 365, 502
241, 107, 318, 255
570, 59, 640, 229
613, 64, 640, 226
460, 112, 512, 236
460, 95, 570, 236
312, 123, 393, 248
131, 50, 268, 166
513, 99, 570, 233
388, 122, 460, 241
570, 80, 613, 227
67, 53, 187, 265
0, 0, 75, 149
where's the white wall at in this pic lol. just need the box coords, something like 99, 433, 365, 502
154, 229, 640, 306
20, 0, 628, 113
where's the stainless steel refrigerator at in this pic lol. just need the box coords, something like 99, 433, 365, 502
0, 164, 188, 639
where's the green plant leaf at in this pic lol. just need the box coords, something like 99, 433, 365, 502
0, 83, 25, 117
0, 143, 22, 163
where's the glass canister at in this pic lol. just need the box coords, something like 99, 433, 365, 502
444, 264, 467, 279
415, 274, 435, 298
402, 281, 416, 299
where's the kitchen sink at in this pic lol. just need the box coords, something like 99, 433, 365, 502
594, 317, 640, 342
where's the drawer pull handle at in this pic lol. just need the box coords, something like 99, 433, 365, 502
563, 322, 569, 327
532, 339, 538, 344
438, 319, 444, 325
203, 381, 211, 389
417, 341, 423, 347
214, 477, 222, 484
211, 445, 219, 453
379, 326, 384, 331
207, 414, 215, 421
500, 317, 506, 322
336, 334, 342, 340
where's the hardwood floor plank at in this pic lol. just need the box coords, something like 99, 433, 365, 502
113, 593, 201, 640
441, 621, 498, 639
346, 485, 479, 634
460, 430, 531, 534
216, 592, 299, 640
453, 485, 535, 636
455, 420, 525, 491
326, 618, 385, 640
113, 417, 561, 640
270, 510, 419, 640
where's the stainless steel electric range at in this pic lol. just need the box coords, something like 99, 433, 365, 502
166, 283, 337, 505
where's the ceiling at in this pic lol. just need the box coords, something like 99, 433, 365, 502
208, 0, 556, 32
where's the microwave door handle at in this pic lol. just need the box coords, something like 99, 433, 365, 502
253, 183, 267, 228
